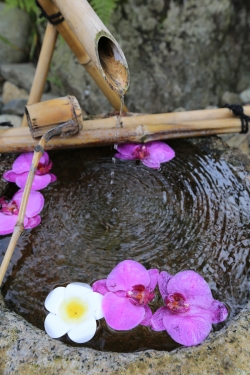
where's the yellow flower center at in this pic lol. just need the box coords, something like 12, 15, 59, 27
59, 298, 89, 324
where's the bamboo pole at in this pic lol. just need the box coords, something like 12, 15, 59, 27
37, 0, 128, 111
0, 116, 244, 153
52, 0, 129, 95
21, 22, 58, 127
0, 120, 79, 287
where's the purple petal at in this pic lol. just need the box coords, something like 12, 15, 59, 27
162, 307, 212, 346
41, 151, 49, 164
16, 173, 52, 190
3, 170, 18, 183
102, 292, 145, 330
158, 271, 172, 300
49, 173, 57, 183
13, 190, 44, 217
151, 306, 168, 331
146, 141, 175, 162
115, 153, 136, 161
24, 215, 41, 229
92, 279, 109, 295
0, 213, 28, 235
147, 269, 159, 290
208, 300, 228, 323
167, 270, 213, 309
12, 153, 33, 174
106, 260, 150, 292
140, 305, 153, 326
142, 158, 161, 169
116, 143, 140, 157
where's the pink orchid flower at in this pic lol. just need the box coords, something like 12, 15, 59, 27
151, 270, 228, 346
92, 260, 159, 330
3, 152, 56, 190
115, 141, 175, 169
0, 189, 44, 235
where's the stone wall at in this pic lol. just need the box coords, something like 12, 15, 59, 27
49, 0, 250, 114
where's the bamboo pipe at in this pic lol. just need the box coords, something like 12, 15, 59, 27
52, 0, 130, 95
0, 117, 244, 153
21, 23, 58, 127
37, 0, 128, 111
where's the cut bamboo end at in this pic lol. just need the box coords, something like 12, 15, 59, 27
25, 96, 83, 138
53, 0, 130, 95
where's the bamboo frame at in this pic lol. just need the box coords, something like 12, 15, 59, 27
37, 0, 128, 112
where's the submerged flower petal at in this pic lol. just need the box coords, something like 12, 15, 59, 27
151, 306, 168, 331
102, 292, 145, 330
67, 315, 97, 343
106, 260, 150, 292
139, 304, 153, 326
25, 215, 41, 229
158, 271, 172, 300
44, 313, 72, 339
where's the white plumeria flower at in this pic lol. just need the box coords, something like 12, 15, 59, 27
44, 282, 103, 343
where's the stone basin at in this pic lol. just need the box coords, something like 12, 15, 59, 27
0, 137, 250, 374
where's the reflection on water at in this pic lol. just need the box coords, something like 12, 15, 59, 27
1, 140, 250, 352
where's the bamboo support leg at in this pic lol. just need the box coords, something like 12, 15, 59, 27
21, 23, 58, 127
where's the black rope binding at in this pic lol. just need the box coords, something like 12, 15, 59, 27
224, 103, 250, 134
35, 0, 64, 25
0, 122, 13, 127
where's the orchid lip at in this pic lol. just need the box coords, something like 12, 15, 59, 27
165, 292, 190, 313
126, 284, 155, 306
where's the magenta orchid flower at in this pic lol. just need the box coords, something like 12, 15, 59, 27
92, 260, 159, 330
0, 189, 44, 235
3, 152, 56, 190
151, 270, 228, 346
115, 141, 175, 169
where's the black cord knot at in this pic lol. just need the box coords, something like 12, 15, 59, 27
224, 103, 250, 134
35, 0, 64, 25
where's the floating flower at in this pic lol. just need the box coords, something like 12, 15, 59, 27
44, 282, 103, 343
0, 189, 44, 235
151, 270, 228, 346
92, 260, 159, 330
115, 141, 175, 169
3, 152, 56, 190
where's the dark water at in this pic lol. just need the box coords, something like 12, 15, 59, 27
1, 140, 250, 352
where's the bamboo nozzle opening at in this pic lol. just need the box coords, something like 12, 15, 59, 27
97, 36, 129, 96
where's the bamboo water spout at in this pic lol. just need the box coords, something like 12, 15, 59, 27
52, 0, 130, 96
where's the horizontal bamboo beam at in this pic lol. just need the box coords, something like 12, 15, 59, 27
0, 115, 244, 153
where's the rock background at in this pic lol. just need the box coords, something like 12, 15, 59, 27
49, 0, 250, 114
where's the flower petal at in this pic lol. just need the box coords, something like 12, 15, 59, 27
65, 282, 93, 299
16, 173, 52, 190
158, 271, 172, 300
44, 312, 72, 339
49, 173, 57, 183
92, 279, 109, 295
115, 153, 136, 160
147, 268, 159, 290
12, 153, 33, 174
162, 308, 212, 346
41, 151, 49, 164
0, 213, 18, 235
167, 270, 213, 308
13, 190, 44, 217
140, 305, 152, 326
151, 306, 168, 331
106, 260, 150, 292
116, 143, 140, 157
103, 292, 145, 330
208, 300, 228, 323
45, 286, 66, 314
24, 215, 41, 229
146, 141, 175, 163
67, 315, 97, 343
3, 170, 18, 183
85, 292, 103, 320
